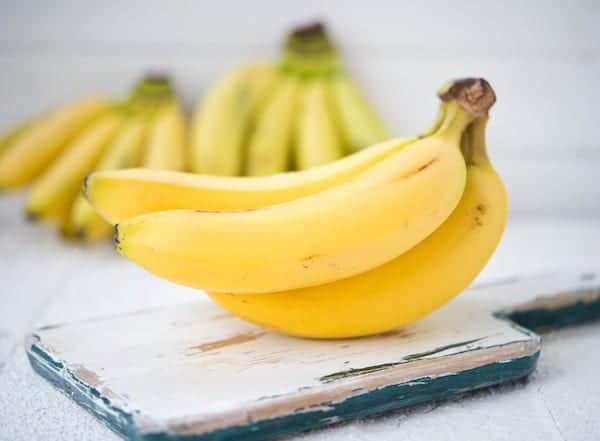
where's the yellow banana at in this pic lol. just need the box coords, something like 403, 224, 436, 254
329, 73, 389, 152
190, 63, 276, 175
143, 101, 186, 170
87, 77, 487, 224
209, 115, 506, 338
245, 74, 300, 176
295, 79, 343, 169
114, 88, 491, 294
85, 103, 446, 224
71, 115, 148, 241
0, 117, 39, 157
0, 97, 109, 188
26, 110, 123, 221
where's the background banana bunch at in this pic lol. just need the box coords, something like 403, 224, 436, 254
0, 75, 186, 241
87, 78, 507, 339
190, 22, 389, 176
0, 22, 388, 243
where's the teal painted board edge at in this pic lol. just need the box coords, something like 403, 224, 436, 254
499, 297, 600, 331
26, 334, 539, 441
137, 353, 540, 441
26, 335, 138, 440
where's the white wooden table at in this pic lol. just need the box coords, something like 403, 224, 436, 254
0, 191, 599, 441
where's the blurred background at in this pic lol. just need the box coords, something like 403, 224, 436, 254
1, 0, 598, 217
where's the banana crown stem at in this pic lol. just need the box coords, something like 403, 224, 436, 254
434, 78, 496, 145
279, 22, 342, 78
127, 75, 176, 116
438, 78, 496, 119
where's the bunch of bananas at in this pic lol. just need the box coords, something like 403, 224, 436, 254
85, 78, 506, 339
0, 76, 186, 240
189, 22, 389, 176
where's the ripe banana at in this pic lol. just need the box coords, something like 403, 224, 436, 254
330, 73, 389, 152
295, 79, 343, 169
209, 115, 506, 338
114, 81, 494, 294
0, 97, 109, 188
71, 115, 148, 240
245, 74, 300, 176
26, 109, 123, 222
0, 117, 39, 157
190, 63, 276, 176
85, 101, 446, 223
143, 102, 186, 170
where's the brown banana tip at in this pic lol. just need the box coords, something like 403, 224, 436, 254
113, 224, 121, 248
25, 210, 39, 222
439, 78, 496, 117
75, 228, 86, 241
290, 21, 327, 39
82, 174, 90, 199
142, 72, 171, 84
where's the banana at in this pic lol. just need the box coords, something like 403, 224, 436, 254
85, 100, 446, 224
143, 101, 186, 170
330, 73, 389, 152
71, 115, 148, 241
0, 97, 109, 189
114, 79, 495, 294
26, 109, 123, 221
86, 103, 445, 224
295, 79, 343, 169
245, 74, 300, 176
0, 117, 39, 158
190, 63, 276, 176
209, 115, 506, 338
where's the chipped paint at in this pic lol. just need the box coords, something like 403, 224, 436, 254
188, 332, 265, 353
319, 338, 485, 384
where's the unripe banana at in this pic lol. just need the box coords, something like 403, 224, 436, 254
329, 74, 389, 152
26, 110, 123, 221
0, 97, 109, 188
71, 115, 148, 241
245, 74, 300, 176
85, 102, 446, 224
190, 63, 276, 176
210, 115, 506, 338
295, 79, 343, 169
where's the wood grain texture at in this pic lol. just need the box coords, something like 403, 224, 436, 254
26, 270, 599, 441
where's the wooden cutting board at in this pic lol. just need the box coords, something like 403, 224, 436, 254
27, 269, 600, 441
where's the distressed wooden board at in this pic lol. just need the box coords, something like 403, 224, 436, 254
27, 269, 600, 441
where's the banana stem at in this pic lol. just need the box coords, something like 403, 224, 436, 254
433, 101, 473, 144
462, 116, 491, 166
435, 78, 496, 144
280, 22, 341, 78
128, 74, 176, 115
438, 78, 496, 119
419, 103, 447, 139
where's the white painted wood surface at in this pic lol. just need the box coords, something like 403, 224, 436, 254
25, 268, 599, 440
1, 0, 599, 216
